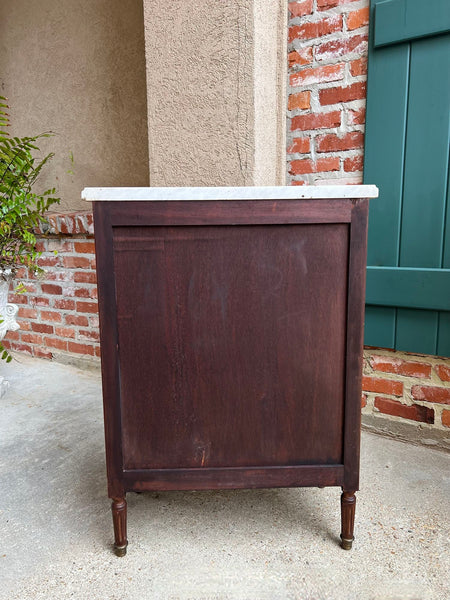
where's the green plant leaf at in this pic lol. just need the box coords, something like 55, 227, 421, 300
1, 95, 61, 361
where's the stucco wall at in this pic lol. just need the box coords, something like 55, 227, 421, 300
0, 0, 149, 212
143, 0, 286, 186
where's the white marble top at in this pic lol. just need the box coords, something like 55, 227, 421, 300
82, 185, 378, 201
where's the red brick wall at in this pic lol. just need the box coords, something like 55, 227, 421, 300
4, 212, 100, 361
287, 0, 369, 185
286, 0, 450, 443
362, 350, 450, 436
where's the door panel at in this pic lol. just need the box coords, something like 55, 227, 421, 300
396, 309, 439, 356
399, 35, 449, 268
364, 0, 450, 356
374, 0, 450, 48
113, 225, 348, 470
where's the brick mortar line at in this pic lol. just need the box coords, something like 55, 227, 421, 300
290, 49, 369, 63
288, 27, 369, 43
288, 82, 367, 94
37, 234, 94, 240
290, 46, 369, 63
290, 1, 369, 15
17, 298, 99, 307
363, 368, 450, 389
362, 406, 445, 430
287, 103, 365, 115
364, 347, 450, 364
288, 129, 365, 139
18, 317, 99, 326
17, 324, 99, 334
23, 285, 99, 294
362, 392, 449, 430
289, 6, 368, 26
16, 335, 100, 346
287, 108, 366, 122
288, 71, 366, 91
289, 68, 367, 82
21, 280, 98, 286
288, 149, 365, 158
364, 351, 450, 383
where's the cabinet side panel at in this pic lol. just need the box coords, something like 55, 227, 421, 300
113, 224, 349, 470
93, 202, 124, 497
344, 200, 369, 491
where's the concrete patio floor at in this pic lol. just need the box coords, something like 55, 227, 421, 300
0, 355, 449, 600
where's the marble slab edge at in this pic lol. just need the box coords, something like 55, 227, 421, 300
82, 185, 379, 202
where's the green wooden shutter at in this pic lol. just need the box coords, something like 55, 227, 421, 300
364, 0, 450, 357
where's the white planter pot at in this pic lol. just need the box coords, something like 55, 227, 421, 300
0, 269, 19, 397
0, 268, 19, 343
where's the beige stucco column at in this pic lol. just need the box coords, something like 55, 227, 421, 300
143, 0, 287, 187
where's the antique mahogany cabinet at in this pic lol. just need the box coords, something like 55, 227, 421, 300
83, 185, 378, 556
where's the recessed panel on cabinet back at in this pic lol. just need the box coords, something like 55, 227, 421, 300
113, 224, 348, 470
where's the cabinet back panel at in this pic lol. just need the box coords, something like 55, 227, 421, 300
112, 224, 348, 469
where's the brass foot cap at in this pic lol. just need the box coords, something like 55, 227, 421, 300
114, 544, 128, 557
340, 537, 354, 550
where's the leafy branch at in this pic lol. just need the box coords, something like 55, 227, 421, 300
0, 96, 61, 360
0, 96, 60, 277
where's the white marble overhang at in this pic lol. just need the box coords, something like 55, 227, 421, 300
82, 185, 378, 202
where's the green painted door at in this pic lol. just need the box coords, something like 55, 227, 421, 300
364, 0, 450, 357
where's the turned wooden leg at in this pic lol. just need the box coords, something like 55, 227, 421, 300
340, 490, 356, 550
111, 497, 128, 556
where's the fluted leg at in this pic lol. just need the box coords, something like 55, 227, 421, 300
340, 490, 356, 550
111, 496, 128, 556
